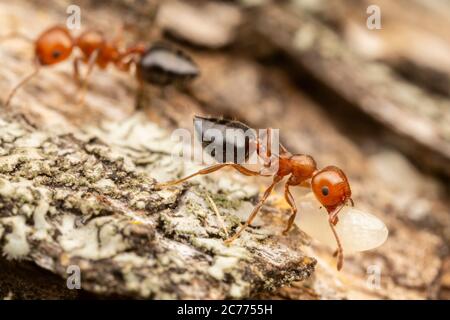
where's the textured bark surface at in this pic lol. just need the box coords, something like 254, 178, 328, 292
0, 0, 449, 300
0, 113, 314, 299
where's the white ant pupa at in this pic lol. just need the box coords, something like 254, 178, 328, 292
295, 192, 388, 254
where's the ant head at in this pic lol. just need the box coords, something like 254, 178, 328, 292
311, 166, 352, 212
35, 26, 73, 65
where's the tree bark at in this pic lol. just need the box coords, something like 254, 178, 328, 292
0, 112, 314, 299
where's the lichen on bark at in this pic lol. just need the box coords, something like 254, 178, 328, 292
0, 113, 315, 299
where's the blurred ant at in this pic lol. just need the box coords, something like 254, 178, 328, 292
2, 25, 199, 107
157, 117, 354, 270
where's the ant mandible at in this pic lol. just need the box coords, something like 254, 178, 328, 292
157, 117, 354, 270
3, 25, 199, 107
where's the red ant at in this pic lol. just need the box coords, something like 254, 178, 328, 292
157, 117, 354, 270
2, 25, 199, 107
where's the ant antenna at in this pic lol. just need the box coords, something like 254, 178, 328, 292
349, 198, 355, 207
5, 58, 41, 108
76, 49, 99, 107
206, 194, 229, 238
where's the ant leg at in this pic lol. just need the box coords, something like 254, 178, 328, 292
112, 23, 125, 49
0, 31, 33, 43
282, 181, 297, 235
77, 49, 99, 106
135, 77, 145, 110
115, 45, 145, 72
120, 44, 147, 57
299, 180, 311, 188
280, 143, 289, 155
73, 56, 83, 86
5, 58, 40, 107
156, 163, 230, 188
349, 198, 355, 207
328, 218, 344, 271
230, 164, 271, 177
262, 128, 273, 168
115, 56, 134, 72
225, 176, 282, 244
256, 130, 271, 168
329, 204, 345, 226
114, 52, 145, 110
157, 163, 265, 188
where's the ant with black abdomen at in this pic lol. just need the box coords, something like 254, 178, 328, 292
157, 116, 354, 270
1, 25, 199, 108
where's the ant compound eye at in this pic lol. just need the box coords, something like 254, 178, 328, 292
52, 50, 62, 59
321, 186, 329, 196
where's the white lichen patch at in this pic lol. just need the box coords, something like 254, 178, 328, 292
83, 161, 104, 182
208, 256, 240, 280
192, 237, 248, 259
0, 177, 16, 197
1, 216, 30, 259
58, 215, 128, 259
0, 178, 34, 203
85, 113, 171, 154
0, 154, 24, 173
161, 211, 209, 237
15, 132, 48, 148
160, 238, 201, 260
20, 158, 52, 178
0, 148, 43, 174
94, 178, 116, 192
229, 282, 249, 299
216, 176, 259, 200
97, 221, 129, 257
32, 188, 51, 239
78, 194, 109, 216
58, 215, 97, 255
186, 192, 210, 218
231, 201, 261, 225
113, 252, 155, 268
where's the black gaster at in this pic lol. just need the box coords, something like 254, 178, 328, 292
194, 116, 257, 164
138, 43, 199, 86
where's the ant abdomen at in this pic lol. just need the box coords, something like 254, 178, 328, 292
194, 116, 256, 164
138, 43, 199, 86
